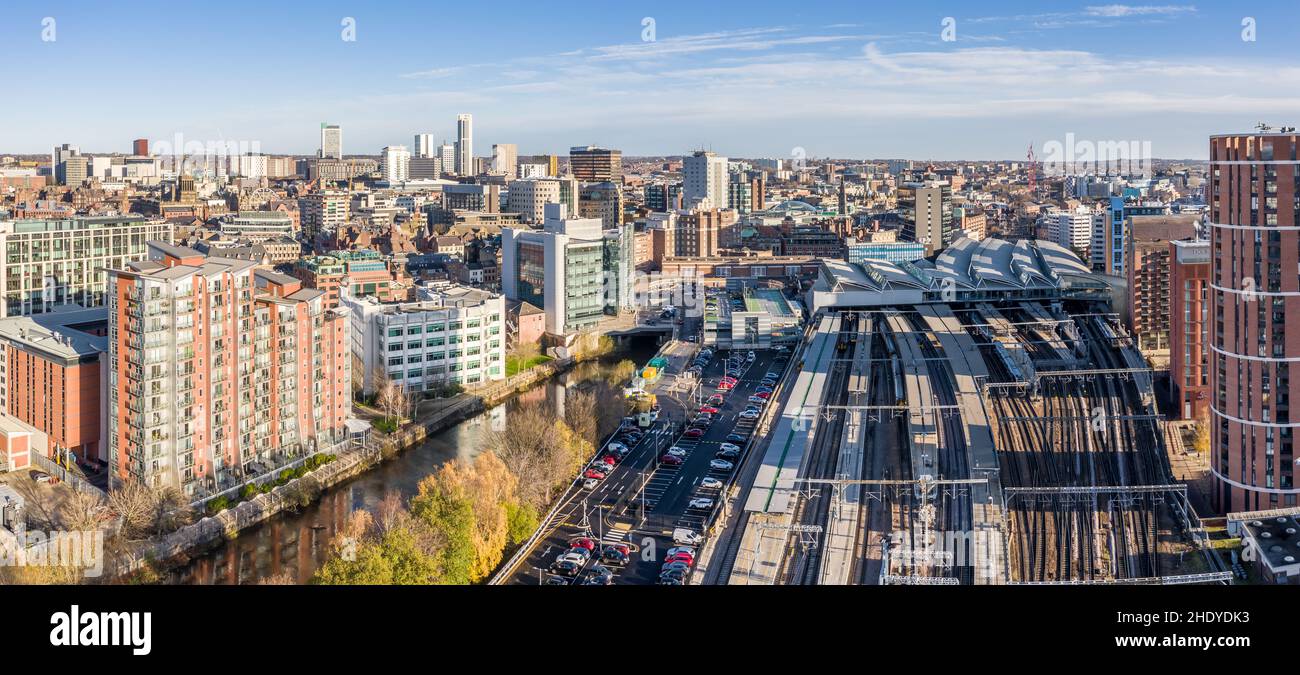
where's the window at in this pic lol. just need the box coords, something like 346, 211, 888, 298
388, 357, 403, 366
387, 327, 402, 337
407, 325, 422, 335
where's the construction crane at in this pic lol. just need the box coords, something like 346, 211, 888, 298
1026, 142, 1039, 200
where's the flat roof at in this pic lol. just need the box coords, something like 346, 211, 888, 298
0, 306, 108, 361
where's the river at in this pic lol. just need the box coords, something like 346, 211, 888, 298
172, 342, 657, 584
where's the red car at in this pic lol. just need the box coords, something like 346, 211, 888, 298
661, 454, 684, 466
754, 391, 771, 399
601, 455, 618, 466
570, 537, 597, 551
684, 428, 705, 438
716, 382, 734, 392
665, 552, 694, 565
698, 406, 719, 415
720, 376, 738, 385
583, 468, 607, 480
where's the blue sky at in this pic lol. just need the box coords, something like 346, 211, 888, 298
1, 1, 1297, 159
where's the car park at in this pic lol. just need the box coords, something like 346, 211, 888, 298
710, 459, 735, 471
700, 477, 724, 489
688, 497, 714, 509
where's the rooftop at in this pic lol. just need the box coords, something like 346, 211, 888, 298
0, 306, 109, 361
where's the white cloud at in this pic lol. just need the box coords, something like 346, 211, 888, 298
1084, 4, 1197, 17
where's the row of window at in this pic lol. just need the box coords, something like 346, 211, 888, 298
383, 314, 501, 337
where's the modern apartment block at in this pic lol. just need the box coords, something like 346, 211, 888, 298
105, 243, 351, 494
1209, 131, 1300, 513
1125, 214, 1198, 354
899, 180, 953, 256
343, 283, 506, 395
501, 204, 607, 336
0, 307, 108, 467
1104, 197, 1169, 276
0, 215, 175, 318
569, 146, 622, 183
1169, 238, 1210, 421
683, 150, 728, 210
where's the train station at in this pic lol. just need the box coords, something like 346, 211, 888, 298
714, 237, 1228, 585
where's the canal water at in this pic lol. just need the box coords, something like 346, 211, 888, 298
173, 343, 657, 584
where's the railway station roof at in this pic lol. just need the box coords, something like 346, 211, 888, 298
810, 236, 1101, 312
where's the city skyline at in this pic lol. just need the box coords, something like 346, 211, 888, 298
2, 1, 1298, 159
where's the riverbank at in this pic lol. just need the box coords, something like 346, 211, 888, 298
122, 344, 634, 583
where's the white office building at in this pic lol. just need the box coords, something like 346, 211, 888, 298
1040, 205, 1094, 258
320, 124, 343, 160
343, 283, 506, 395
684, 151, 728, 209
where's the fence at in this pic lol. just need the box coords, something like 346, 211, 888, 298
31, 453, 105, 498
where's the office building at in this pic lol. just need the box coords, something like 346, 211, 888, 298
443, 184, 500, 212
1104, 197, 1169, 276
1209, 131, 1300, 512
455, 114, 473, 175
1169, 239, 1210, 421
381, 145, 411, 183
299, 191, 350, 239
492, 143, 517, 177
899, 180, 953, 256
219, 211, 296, 242
106, 244, 352, 493
506, 178, 561, 224
569, 146, 622, 183
1041, 205, 1095, 259
845, 238, 926, 265
320, 123, 343, 160
292, 250, 410, 307
683, 151, 728, 209
413, 133, 434, 158
132, 138, 149, 156
343, 283, 506, 395
500, 204, 606, 336
0, 215, 174, 317
579, 181, 622, 228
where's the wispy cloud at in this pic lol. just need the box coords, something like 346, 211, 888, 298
1084, 4, 1197, 17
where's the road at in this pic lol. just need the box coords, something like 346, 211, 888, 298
503, 340, 783, 585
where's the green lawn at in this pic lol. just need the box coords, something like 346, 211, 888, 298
506, 354, 552, 377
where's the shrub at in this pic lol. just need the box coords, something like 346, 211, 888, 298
206, 496, 231, 515
239, 484, 260, 501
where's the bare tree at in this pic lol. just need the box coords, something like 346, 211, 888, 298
108, 481, 157, 539
60, 488, 108, 532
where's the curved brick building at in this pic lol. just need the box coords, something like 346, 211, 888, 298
1210, 131, 1300, 513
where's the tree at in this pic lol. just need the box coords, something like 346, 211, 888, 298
108, 482, 159, 539
1192, 413, 1211, 455
60, 488, 108, 532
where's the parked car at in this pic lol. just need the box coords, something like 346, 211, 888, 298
716, 448, 740, 460
582, 478, 600, 490
684, 428, 705, 438
698, 406, 720, 415
667, 446, 689, 458
710, 459, 735, 471
673, 528, 704, 545
549, 560, 581, 577
570, 537, 596, 552
700, 477, 724, 489
688, 497, 714, 509
660, 454, 684, 466
725, 433, 748, 444
584, 468, 607, 480
719, 443, 741, 453
608, 442, 629, 454
748, 395, 767, 405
